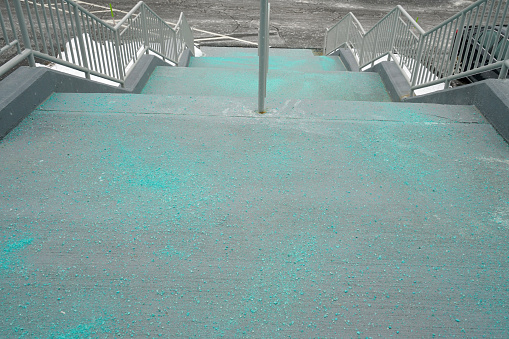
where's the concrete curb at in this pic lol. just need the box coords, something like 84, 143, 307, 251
0, 55, 169, 140
405, 79, 509, 143
365, 61, 411, 102
331, 48, 360, 72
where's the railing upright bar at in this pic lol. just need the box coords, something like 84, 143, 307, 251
13, 0, 35, 66
73, 4, 89, 78
477, 0, 499, 68
444, 13, 466, 88
53, 0, 70, 62
258, 0, 269, 113
33, 0, 49, 55
6, 0, 22, 54
387, 10, 399, 61
0, 6, 11, 45
112, 29, 120, 77
141, 4, 149, 54
159, 17, 166, 58
60, 0, 76, 64
323, 28, 328, 55
410, 36, 424, 95
47, 0, 63, 58
25, 0, 40, 52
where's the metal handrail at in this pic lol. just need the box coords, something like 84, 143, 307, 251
0, 0, 195, 85
324, 0, 509, 94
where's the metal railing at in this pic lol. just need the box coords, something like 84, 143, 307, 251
0, 0, 194, 85
324, 0, 509, 94
258, 0, 269, 113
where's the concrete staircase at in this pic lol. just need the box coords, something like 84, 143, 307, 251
1, 47, 508, 337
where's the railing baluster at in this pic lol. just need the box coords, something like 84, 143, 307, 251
47, 0, 62, 58
73, 4, 89, 78
6, 0, 22, 54
25, 0, 40, 52
13, 0, 35, 66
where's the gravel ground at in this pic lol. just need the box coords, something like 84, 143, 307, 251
95, 0, 475, 48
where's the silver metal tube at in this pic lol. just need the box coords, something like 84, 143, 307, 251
25, 0, 40, 51
0, 6, 11, 45
141, 4, 148, 53
13, 0, 35, 66
445, 14, 466, 88
0, 49, 32, 77
33, 0, 49, 55
499, 59, 509, 79
258, 0, 268, 113
5, 0, 21, 54
74, 5, 90, 78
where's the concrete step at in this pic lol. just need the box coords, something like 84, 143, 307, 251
142, 67, 392, 102
199, 46, 315, 58
189, 55, 346, 72
38, 93, 485, 125
1, 91, 508, 337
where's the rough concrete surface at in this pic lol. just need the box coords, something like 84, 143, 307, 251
1, 91, 508, 337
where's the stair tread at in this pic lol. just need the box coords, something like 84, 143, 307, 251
38, 93, 484, 124
142, 67, 392, 102
199, 46, 315, 58
189, 55, 346, 72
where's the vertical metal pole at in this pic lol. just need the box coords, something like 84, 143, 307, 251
444, 14, 465, 88
410, 36, 425, 96
73, 5, 90, 79
114, 30, 125, 85
323, 28, 329, 55
258, 0, 269, 113
388, 11, 399, 61
499, 60, 509, 80
13, 0, 35, 66
141, 4, 149, 54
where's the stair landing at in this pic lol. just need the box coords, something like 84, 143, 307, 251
1, 92, 508, 337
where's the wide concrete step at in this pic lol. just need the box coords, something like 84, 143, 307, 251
38, 93, 485, 125
200, 46, 315, 58
189, 55, 346, 72
142, 67, 392, 102
1, 92, 508, 337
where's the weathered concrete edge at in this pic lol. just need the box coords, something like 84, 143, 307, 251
331, 48, 360, 72
178, 48, 192, 67
0, 55, 169, 140
365, 61, 411, 102
405, 79, 509, 143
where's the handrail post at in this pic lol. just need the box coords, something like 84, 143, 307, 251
370, 27, 381, 67
159, 19, 166, 59
12, 0, 35, 67
345, 16, 351, 51
410, 36, 425, 96
499, 60, 509, 80
359, 31, 366, 66
323, 28, 329, 55
73, 5, 90, 79
141, 4, 149, 54
444, 13, 465, 89
258, 0, 269, 113
388, 10, 399, 61
114, 30, 125, 85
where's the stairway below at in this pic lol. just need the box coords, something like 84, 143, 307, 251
142, 67, 391, 102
